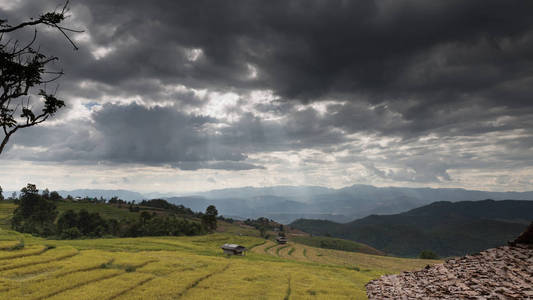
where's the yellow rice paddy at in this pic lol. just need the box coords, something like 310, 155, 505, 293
0, 211, 439, 299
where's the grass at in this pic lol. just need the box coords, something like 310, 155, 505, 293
288, 247, 295, 256
47, 271, 154, 300
252, 239, 440, 275
0, 202, 16, 229
55, 202, 140, 221
0, 200, 174, 226
0, 202, 443, 299
284, 275, 292, 300
263, 241, 278, 253
0, 201, 139, 231
0, 246, 79, 272
0, 245, 47, 260
0, 228, 442, 299
0, 240, 22, 250
291, 235, 385, 255
215, 221, 261, 237
276, 244, 289, 256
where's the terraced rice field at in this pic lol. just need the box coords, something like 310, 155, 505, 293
0, 226, 439, 299
0, 202, 16, 229
253, 240, 440, 274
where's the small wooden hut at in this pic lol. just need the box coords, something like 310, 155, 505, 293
276, 236, 288, 244
221, 244, 247, 255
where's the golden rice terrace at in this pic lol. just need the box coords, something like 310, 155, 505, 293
0, 227, 437, 299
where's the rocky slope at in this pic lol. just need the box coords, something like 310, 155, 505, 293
366, 223, 533, 299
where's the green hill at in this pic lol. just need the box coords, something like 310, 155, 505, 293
289, 235, 385, 256
55, 201, 140, 221
291, 200, 533, 257
1, 198, 199, 228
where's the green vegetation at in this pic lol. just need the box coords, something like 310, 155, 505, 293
288, 247, 295, 256
55, 201, 138, 221
138, 199, 197, 216
291, 235, 385, 256
291, 200, 533, 257
276, 245, 289, 256
244, 217, 282, 237
0, 4, 77, 156
7, 184, 215, 240
8, 240, 25, 251
0, 202, 16, 230
419, 250, 439, 259
11, 184, 57, 236
201, 205, 218, 231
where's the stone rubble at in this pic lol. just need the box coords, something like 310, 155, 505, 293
366, 244, 533, 299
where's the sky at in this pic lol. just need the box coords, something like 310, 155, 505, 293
1, 0, 533, 194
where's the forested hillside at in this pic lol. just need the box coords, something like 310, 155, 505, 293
291, 200, 533, 257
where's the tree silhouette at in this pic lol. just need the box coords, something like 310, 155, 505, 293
0, 1, 82, 155
202, 205, 218, 231
11, 183, 57, 236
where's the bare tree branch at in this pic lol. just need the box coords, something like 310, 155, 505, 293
0, 1, 79, 156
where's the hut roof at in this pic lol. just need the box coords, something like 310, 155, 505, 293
221, 244, 247, 251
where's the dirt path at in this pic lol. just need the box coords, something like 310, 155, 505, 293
176, 264, 231, 299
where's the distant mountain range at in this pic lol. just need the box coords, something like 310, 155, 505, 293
5, 189, 145, 201
168, 185, 533, 223
56, 189, 145, 201
290, 199, 533, 257
5, 185, 533, 223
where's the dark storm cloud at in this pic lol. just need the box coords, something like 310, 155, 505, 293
2, 0, 533, 182
91, 104, 237, 164
6, 103, 346, 167
4, 0, 533, 127
214, 110, 347, 153
5, 103, 261, 170
90, 104, 347, 164
77, 0, 533, 107
6, 1, 533, 104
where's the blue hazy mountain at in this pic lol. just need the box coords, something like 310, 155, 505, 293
167, 185, 533, 223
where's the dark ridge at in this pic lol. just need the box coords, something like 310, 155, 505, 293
513, 222, 533, 245
291, 200, 533, 257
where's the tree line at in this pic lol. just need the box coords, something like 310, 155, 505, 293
8, 184, 218, 239
244, 217, 284, 238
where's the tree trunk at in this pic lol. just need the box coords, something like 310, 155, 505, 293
0, 134, 10, 155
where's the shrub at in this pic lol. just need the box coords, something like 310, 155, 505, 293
419, 250, 439, 259
61, 227, 82, 240
125, 265, 136, 272
9, 240, 25, 251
